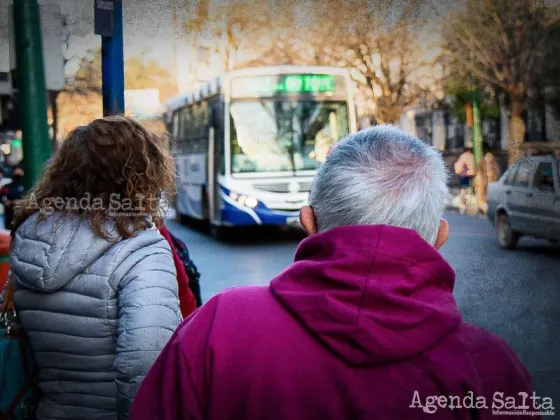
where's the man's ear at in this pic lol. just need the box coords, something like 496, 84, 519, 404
299, 206, 317, 235
434, 218, 449, 249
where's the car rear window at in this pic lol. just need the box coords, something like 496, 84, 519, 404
511, 160, 533, 187
503, 166, 518, 185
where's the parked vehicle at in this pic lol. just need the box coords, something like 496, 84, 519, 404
486, 156, 560, 249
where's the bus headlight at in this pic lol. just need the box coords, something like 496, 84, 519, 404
228, 191, 258, 208
245, 196, 258, 208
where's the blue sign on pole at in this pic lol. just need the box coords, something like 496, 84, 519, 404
94, 0, 114, 37
100, 0, 124, 116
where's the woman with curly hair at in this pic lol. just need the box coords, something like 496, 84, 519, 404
8, 116, 182, 420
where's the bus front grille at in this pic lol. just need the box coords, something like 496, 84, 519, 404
253, 182, 312, 193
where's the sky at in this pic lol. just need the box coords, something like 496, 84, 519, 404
0, 0, 182, 73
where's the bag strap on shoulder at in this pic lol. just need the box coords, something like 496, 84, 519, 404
1, 277, 15, 316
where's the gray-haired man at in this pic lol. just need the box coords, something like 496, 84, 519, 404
133, 126, 533, 420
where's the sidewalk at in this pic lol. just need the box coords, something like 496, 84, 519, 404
445, 187, 487, 219
445, 187, 461, 210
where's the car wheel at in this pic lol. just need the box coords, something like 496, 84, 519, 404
496, 213, 520, 249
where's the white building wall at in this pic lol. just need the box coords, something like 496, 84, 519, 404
398, 109, 417, 137
431, 110, 446, 151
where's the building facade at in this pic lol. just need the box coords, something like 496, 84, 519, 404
397, 92, 559, 155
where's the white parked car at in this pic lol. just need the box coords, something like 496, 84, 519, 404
486, 156, 560, 249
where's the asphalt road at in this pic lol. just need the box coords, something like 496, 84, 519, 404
168, 212, 560, 409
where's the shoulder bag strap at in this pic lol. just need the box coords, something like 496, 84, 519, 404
1, 276, 15, 316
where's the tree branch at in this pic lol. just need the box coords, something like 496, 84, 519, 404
441, 48, 506, 90
458, 25, 506, 82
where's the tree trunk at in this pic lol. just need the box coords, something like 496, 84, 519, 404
508, 100, 526, 166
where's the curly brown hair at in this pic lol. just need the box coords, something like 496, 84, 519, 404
13, 115, 176, 240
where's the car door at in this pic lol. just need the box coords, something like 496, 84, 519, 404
488, 164, 517, 221
505, 158, 537, 233
554, 161, 560, 238
526, 161, 557, 238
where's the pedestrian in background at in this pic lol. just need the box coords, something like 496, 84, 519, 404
131, 127, 532, 420
483, 150, 500, 184
475, 150, 501, 215
454, 147, 476, 183
454, 147, 476, 214
0, 166, 11, 187
8, 116, 182, 420
0, 165, 25, 229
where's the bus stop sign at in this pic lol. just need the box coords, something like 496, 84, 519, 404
94, 0, 114, 37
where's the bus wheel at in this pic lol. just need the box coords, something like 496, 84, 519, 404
210, 224, 228, 241
178, 213, 190, 225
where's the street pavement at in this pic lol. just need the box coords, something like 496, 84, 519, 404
167, 212, 560, 408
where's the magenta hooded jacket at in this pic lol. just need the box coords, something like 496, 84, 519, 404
131, 225, 534, 420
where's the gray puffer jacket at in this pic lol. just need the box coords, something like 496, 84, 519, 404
9, 212, 182, 420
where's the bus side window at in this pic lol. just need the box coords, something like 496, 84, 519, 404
181, 107, 190, 154
211, 101, 225, 175
199, 101, 209, 154
172, 112, 179, 141
197, 103, 205, 154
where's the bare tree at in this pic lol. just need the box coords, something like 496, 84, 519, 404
56, 51, 176, 137
182, 0, 441, 122
48, 13, 86, 150
241, 0, 442, 123
443, 0, 560, 165
184, 0, 281, 73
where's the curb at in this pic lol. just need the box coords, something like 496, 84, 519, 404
445, 204, 488, 219
445, 193, 488, 219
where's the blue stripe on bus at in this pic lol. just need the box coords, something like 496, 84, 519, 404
219, 185, 299, 226
221, 199, 260, 226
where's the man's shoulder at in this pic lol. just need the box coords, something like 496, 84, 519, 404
174, 286, 280, 345
183, 286, 276, 324
208, 286, 276, 315
453, 321, 530, 381
457, 322, 512, 351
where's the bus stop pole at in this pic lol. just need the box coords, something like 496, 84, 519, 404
101, 0, 125, 116
13, 0, 52, 191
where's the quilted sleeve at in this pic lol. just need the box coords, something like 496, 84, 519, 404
113, 244, 182, 419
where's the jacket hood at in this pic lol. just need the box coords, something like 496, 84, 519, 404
270, 225, 461, 366
10, 212, 121, 292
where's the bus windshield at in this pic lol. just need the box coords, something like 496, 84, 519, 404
230, 100, 349, 174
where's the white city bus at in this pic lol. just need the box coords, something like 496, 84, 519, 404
164, 65, 357, 239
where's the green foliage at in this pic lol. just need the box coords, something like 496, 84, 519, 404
446, 75, 500, 123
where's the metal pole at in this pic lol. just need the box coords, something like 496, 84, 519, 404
13, 0, 51, 191
101, 0, 125, 116
472, 90, 483, 165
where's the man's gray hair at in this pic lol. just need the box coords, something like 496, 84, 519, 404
309, 126, 449, 244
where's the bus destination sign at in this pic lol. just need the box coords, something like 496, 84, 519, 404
231, 74, 337, 98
